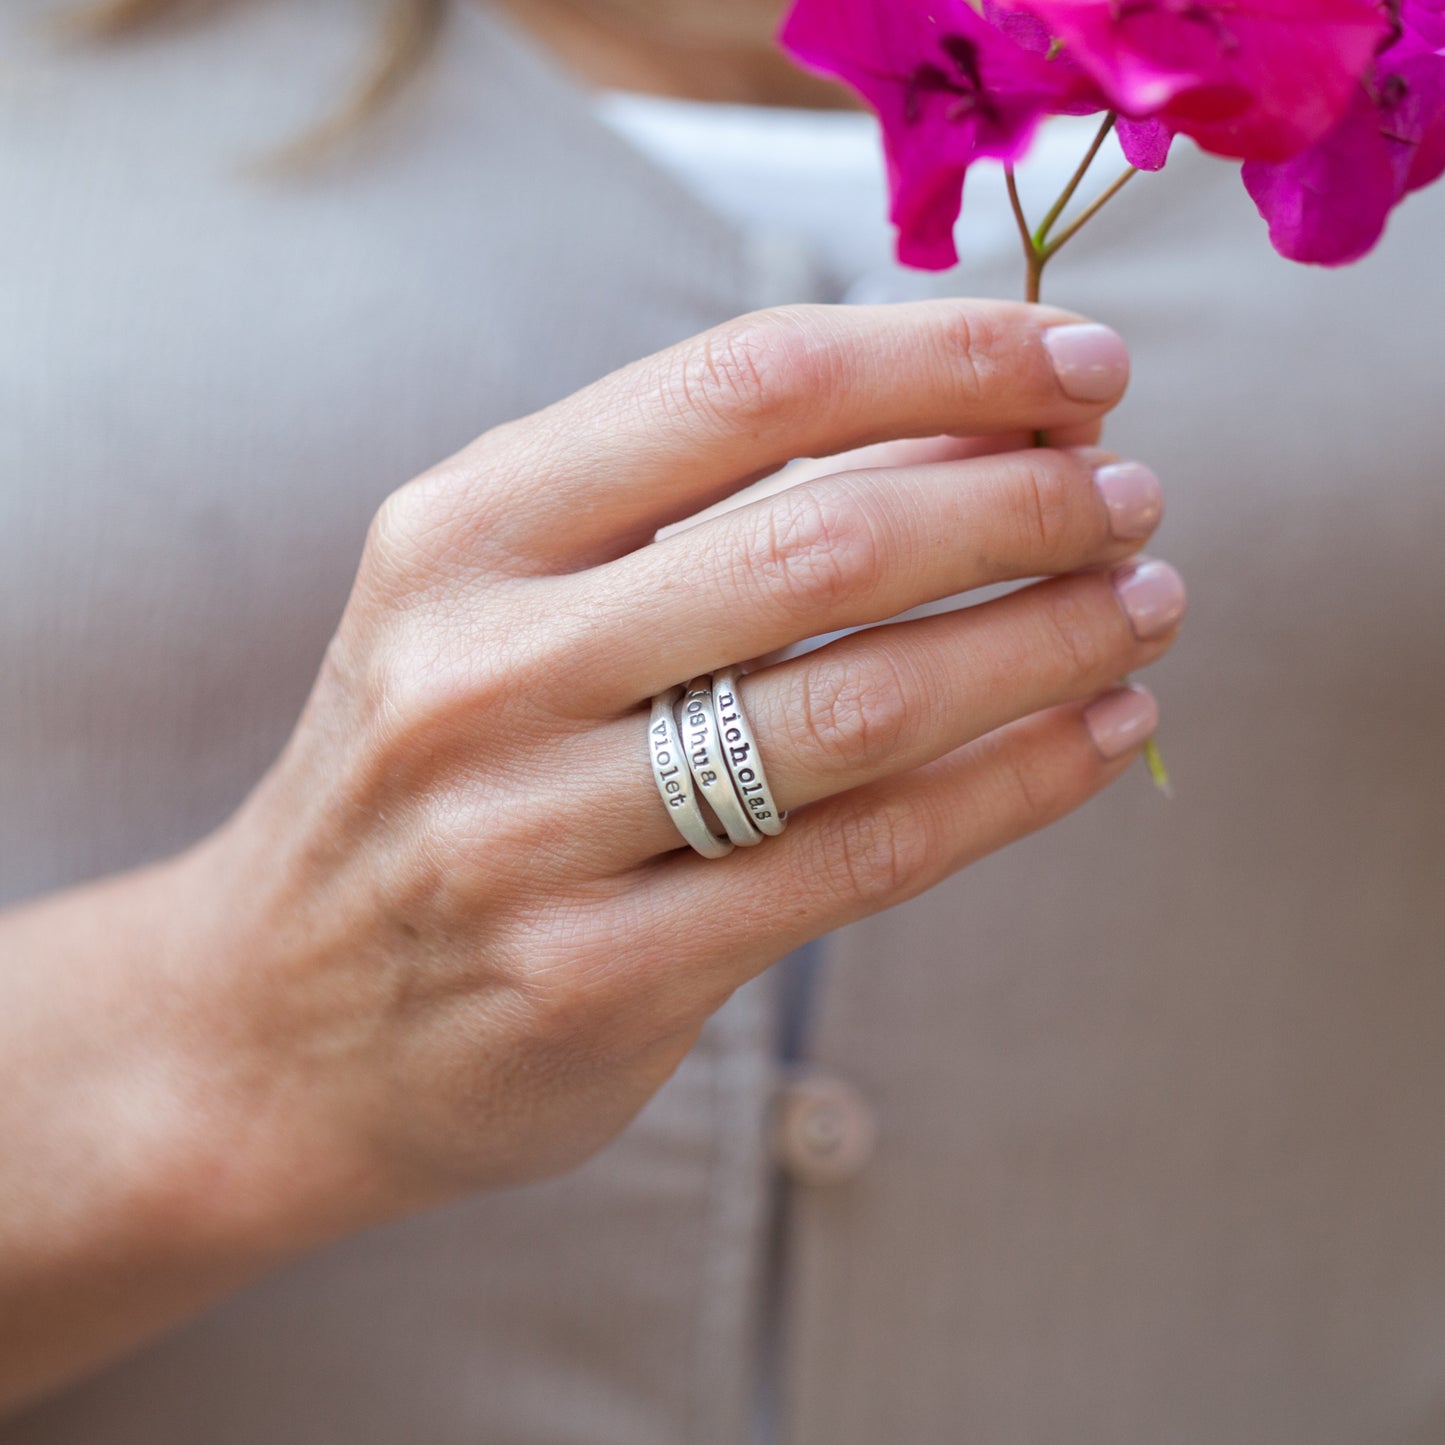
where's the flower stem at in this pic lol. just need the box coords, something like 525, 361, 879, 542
1039, 165, 1140, 262
1033, 113, 1116, 251
1004, 165, 1045, 304
1005, 136, 1170, 797
1143, 735, 1173, 797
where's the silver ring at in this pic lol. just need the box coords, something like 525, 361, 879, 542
680, 680, 764, 847
648, 689, 733, 859
712, 666, 788, 837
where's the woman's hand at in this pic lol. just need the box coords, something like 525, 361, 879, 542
0, 300, 1183, 1408
196, 299, 1180, 1233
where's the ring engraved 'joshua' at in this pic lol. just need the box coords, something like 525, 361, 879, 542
681, 680, 764, 847
712, 666, 788, 838
649, 688, 733, 859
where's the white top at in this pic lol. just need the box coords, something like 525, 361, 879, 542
596, 93, 1127, 301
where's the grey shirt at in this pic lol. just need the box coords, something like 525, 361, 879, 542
4, 2, 1445, 1442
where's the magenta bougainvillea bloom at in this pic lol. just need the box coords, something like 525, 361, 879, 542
1243, 3, 1445, 263
992, 0, 1390, 161
780, 0, 1083, 268
980, 1, 1178, 169
781, 0, 1445, 270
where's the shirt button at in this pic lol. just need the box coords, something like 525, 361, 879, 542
773, 1073, 879, 1186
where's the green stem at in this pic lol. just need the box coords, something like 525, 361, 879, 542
1032, 113, 1116, 251
1039, 164, 1140, 262
1142, 734, 1173, 797
1004, 164, 1044, 305
1005, 141, 1170, 797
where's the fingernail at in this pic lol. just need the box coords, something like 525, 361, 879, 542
1095, 461, 1164, 541
1113, 558, 1188, 640
1044, 324, 1131, 403
1085, 686, 1160, 761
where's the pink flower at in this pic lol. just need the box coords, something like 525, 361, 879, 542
1242, 3, 1445, 263
980, 2, 1177, 168
780, 0, 1082, 268
993, 0, 1391, 162
779, 0, 1443, 274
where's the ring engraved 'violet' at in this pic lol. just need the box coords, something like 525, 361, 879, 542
681, 680, 764, 848
712, 666, 787, 838
649, 688, 733, 860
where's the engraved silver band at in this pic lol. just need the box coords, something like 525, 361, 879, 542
648, 688, 733, 859
680, 680, 765, 847
712, 666, 788, 837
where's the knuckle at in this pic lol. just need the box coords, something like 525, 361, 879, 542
985, 713, 1110, 824
369, 471, 466, 562
367, 437, 530, 578
668, 307, 830, 433
818, 801, 935, 907
1041, 584, 1118, 683
937, 303, 1003, 405
793, 653, 915, 776
997, 742, 1076, 821
737, 486, 886, 620
1011, 454, 1080, 561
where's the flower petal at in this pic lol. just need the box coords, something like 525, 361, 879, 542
781, 0, 1070, 268
1242, 37, 1445, 267
1117, 117, 1174, 170
1243, 91, 1401, 264
995, 0, 1389, 162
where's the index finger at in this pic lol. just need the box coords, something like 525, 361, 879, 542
435, 301, 1130, 569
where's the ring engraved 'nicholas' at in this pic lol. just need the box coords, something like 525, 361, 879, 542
711, 666, 787, 838
681, 679, 764, 848
648, 688, 733, 859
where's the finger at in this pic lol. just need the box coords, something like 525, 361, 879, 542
436, 302, 1130, 569
657, 419, 1107, 540
610, 693, 1158, 1014
570, 557, 1183, 871
554, 445, 1162, 713
729, 561, 1181, 820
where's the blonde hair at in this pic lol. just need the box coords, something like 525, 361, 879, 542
69, 0, 447, 152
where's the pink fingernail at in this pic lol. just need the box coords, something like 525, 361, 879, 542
1043, 324, 1131, 403
1085, 687, 1160, 761
1095, 462, 1164, 541
1113, 558, 1188, 640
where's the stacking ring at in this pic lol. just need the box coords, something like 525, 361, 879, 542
648, 688, 733, 860
681, 680, 764, 847
712, 667, 787, 837
648, 670, 787, 858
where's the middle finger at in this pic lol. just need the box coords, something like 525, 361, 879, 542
554, 445, 1162, 714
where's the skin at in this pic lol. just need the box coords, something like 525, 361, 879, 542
489, 0, 854, 106
0, 297, 1181, 1410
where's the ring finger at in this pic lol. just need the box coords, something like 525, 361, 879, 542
568, 554, 1186, 872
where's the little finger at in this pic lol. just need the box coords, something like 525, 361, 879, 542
613, 693, 1160, 1009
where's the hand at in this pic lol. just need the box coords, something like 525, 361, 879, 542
186, 300, 1182, 1241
